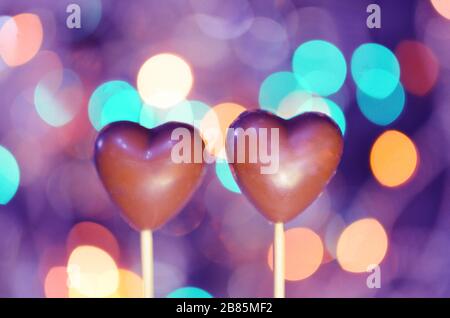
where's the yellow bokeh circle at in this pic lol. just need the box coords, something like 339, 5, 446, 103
336, 218, 388, 273
200, 102, 246, 158
137, 53, 193, 109
268, 227, 324, 281
67, 245, 119, 298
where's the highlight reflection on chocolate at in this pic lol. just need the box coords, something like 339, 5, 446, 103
94, 121, 205, 231
226, 110, 344, 223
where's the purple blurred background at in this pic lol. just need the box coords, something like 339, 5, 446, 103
0, 0, 449, 297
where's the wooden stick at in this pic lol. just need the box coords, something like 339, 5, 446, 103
273, 222, 285, 298
140, 229, 154, 298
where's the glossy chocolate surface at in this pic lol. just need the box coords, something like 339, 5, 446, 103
94, 121, 205, 230
226, 110, 343, 223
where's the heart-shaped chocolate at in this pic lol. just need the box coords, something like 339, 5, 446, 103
94, 121, 205, 231
226, 110, 343, 223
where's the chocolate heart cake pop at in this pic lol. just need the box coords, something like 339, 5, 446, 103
94, 121, 206, 230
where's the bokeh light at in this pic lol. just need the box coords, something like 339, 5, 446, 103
190, 0, 254, 40
0, 13, 43, 66
395, 40, 439, 96
67, 245, 119, 298
171, 16, 232, 69
337, 218, 388, 273
268, 227, 324, 281
356, 83, 405, 126
34, 69, 84, 127
292, 40, 347, 96
158, 100, 195, 126
351, 43, 400, 99
232, 17, 289, 70
215, 159, 241, 193
140, 100, 209, 129
66, 222, 120, 261
139, 104, 157, 129
88, 80, 142, 131
44, 266, 69, 298
370, 130, 418, 187
259, 72, 300, 114
431, 0, 450, 19
286, 7, 339, 45
141, 101, 195, 128
0, 0, 446, 298
116, 269, 143, 298
137, 53, 193, 109
323, 99, 346, 135
167, 286, 213, 298
200, 102, 246, 158
0, 145, 20, 205
277, 91, 346, 134
190, 100, 211, 129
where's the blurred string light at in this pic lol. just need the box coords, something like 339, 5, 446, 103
259, 71, 301, 113
67, 245, 119, 298
45, 267, 142, 298
24, 50, 64, 91
115, 269, 143, 298
431, 0, 450, 19
277, 91, 346, 134
137, 53, 193, 109
140, 100, 210, 129
370, 130, 418, 187
351, 43, 400, 99
167, 286, 213, 298
215, 159, 241, 193
44, 266, 68, 298
88, 80, 142, 131
286, 7, 339, 45
0, 16, 10, 32
423, 13, 450, 70
0, 16, 10, 73
0, 145, 20, 205
66, 222, 120, 261
336, 218, 388, 273
0, 13, 43, 67
258, 40, 347, 134
190, 100, 211, 129
171, 16, 232, 69
157, 100, 194, 126
46, 161, 113, 220
395, 40, 439, 96
233, 17, 289, 70
356, 83, 406, 126
6, 134, 44, 186
292, 40, 347, 96
139, 104, 157, 128
190, 0, 254, 40
267, 227, 324, 281
140, 100, 193, 128
34, 69, 84, 127
200, 102, 246, 158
